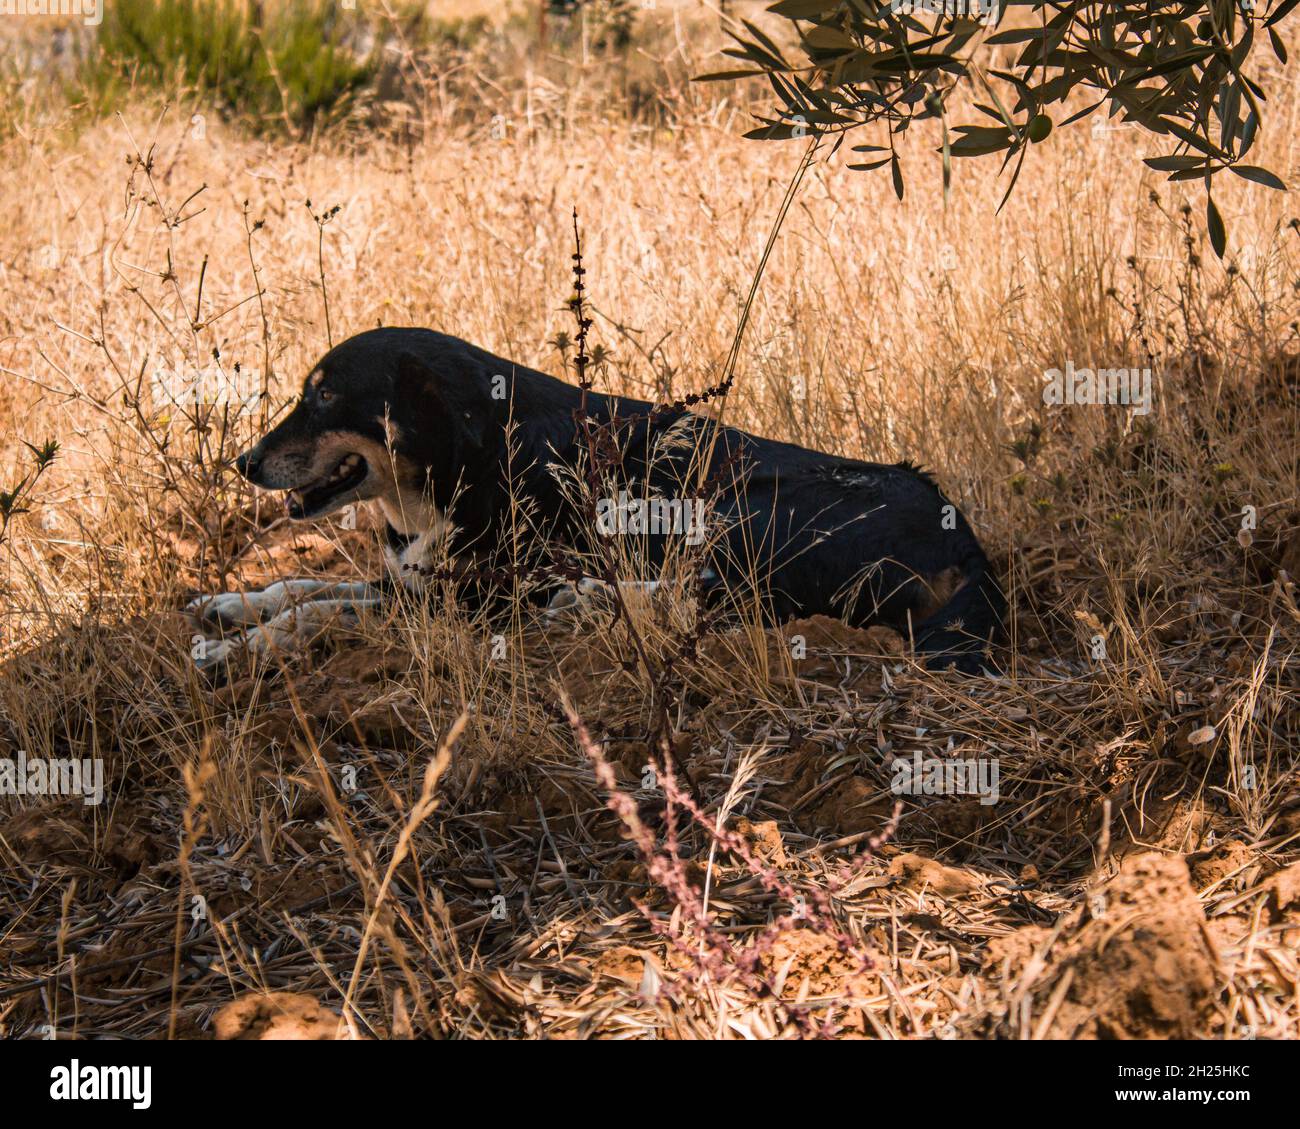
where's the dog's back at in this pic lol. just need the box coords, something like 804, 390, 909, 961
615, 409, 1003, 669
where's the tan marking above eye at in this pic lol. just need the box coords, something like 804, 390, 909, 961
307, 368, 326, 388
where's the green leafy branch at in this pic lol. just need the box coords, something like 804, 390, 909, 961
701, 0, 1296, 253
0, 440, 60, 553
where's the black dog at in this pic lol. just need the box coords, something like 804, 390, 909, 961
190, 328, 1003, 672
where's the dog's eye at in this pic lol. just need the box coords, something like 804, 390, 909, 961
317, 388, 336, 404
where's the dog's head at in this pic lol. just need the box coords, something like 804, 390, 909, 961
236, 328, 492, 522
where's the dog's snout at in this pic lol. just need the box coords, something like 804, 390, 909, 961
235, 449, 262, 481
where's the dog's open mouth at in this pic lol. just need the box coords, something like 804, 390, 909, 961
287, 453, 368, 518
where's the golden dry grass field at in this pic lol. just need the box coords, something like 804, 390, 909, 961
0, 2, 1298, 1041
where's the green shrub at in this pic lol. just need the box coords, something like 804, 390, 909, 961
76, 0, 379, 136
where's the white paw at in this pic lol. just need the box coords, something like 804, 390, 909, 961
191, 635, 245, 672
188, 590, 278, 630
192, 622, 284, 673
545, 577, 604, 618
544, 578, 660, 620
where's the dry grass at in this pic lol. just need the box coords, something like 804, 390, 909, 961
1, 7, 1299, 1039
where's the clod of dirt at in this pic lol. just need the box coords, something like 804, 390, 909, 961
889, 852, 984, 897
695, 616, 905, 696
782, 615, 906, 656
593, 946, 654, 986
771, 748, 894, 836
213, 992, 345, 1040
980, 852, 1219, 1039
759, 929, 877, 1034
1, 800, 90, 865
734, 817, 788, 866
1265, 860, 1300, 919
1187, 839, 1256, 891
1117, 796, 1217, 856
452, 976, 519, 1022
774, 617, 905, 691
810, 777, 894, 836
925, 796, 995, 846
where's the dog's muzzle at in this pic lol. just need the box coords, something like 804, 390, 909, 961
234, 441, 370, 519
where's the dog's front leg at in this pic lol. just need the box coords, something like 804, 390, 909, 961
193, 595, 383, 671
189, 579, 377, 631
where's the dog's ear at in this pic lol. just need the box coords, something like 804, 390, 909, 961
394, 350, 446, 406
392, 350, 483, 453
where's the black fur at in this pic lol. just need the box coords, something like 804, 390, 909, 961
238, 328, 1004, 671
